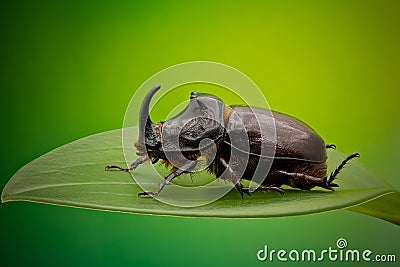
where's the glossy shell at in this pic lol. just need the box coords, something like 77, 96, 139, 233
160, 92, 327, 164
161, 93, 225, 152
225, 107, 327, 163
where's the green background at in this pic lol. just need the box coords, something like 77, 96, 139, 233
1, 1, 399, 266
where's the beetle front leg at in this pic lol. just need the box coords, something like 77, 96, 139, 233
105, 155, 149, 172
138, 160, 197, 197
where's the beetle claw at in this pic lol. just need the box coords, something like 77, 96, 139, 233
255, 185, 285, 195
235, 183, 250, 198
138, 191, 158, 197
326, 144, 336, 150
268, 186, 285, 195
105, 165, 129, 172
323, 182, 336, 191
321, 177, 337, 191
242, 188, 251, 197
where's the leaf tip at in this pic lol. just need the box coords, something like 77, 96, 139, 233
1, 187, 11, 204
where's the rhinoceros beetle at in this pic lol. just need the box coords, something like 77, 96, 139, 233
106, 85, 359, 198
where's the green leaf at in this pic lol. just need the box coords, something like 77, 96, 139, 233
348, 192, 400, 226
1, 129, 398, 224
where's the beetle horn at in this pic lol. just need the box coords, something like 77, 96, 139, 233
137, 84, 161, 144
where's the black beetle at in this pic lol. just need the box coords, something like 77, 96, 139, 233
106, 85, 359, 198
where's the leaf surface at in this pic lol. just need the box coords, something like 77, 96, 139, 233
2, 129, 397, 224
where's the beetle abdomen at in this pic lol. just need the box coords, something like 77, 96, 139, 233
272, 111, 327, 162
226, 107, 327, 163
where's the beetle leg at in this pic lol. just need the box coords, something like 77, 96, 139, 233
240, 184, 285, 195
254, 185, 285, 195
105, 155, 149, 172
328, 153, 360, 183
326, 144, 336, 149
219, 158, 250, 198
235, 183, 251, 198
277, 170, 336, 191
138, 160, 197, 197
